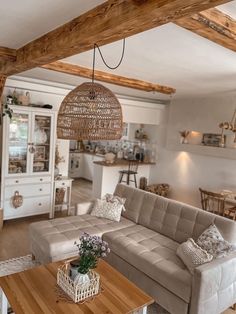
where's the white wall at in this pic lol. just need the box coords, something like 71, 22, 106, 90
150, 93, 236, 207
120, 97, 165, 125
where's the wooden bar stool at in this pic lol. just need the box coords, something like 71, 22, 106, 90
119, 160, 139, 188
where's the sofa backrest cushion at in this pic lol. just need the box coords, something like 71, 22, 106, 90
114, 184, 236, 244
114, 183, 145, 223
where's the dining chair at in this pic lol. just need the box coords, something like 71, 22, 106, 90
199, 188, 236, 219
223, 201, 236, 221
118, 160, 139, 188
199, 188, 226, 215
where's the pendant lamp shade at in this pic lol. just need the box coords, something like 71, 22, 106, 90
57, 82, 123, 141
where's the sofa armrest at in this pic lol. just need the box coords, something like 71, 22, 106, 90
190, 252, 236, 314
76, 201, 94, 215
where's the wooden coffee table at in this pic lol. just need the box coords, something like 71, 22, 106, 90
0, 259, 154, 313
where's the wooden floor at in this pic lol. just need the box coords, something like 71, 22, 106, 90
0, 178, 92, 261
0, 178, 234, 314
71, 178, 93, 204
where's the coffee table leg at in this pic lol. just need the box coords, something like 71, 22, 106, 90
0, 288, 8, 314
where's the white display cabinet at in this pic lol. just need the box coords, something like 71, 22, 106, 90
1, 105, 57, 219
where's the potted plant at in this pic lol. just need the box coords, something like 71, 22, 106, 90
71, 233, 110, 285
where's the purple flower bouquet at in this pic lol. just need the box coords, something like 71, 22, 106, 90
74, 233, 110, 275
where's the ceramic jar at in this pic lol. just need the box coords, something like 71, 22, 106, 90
74, 272, 90, 286
34, 127, 47, 144
105, 152, 116, 164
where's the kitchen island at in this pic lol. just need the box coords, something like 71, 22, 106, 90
92, 159, 155, 198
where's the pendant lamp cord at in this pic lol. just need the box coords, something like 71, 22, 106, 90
92, 45, 96, 84
92, 39, 126, 84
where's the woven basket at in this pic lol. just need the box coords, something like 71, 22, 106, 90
145, 184, 170, 197
55, 188, 66, 205
57, 82, 123, 140
12, 191, 23, 208
57, 263, 100, 303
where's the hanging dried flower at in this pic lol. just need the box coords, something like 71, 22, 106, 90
55, 145, 65, 167
179, 130, 190, 138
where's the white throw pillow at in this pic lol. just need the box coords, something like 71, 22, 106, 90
90, 198, 124, 222
177, 238, 213, 274
197, 224, 236, 258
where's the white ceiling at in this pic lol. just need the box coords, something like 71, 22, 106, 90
1, 0, 236, 101
0, 0, 105, 48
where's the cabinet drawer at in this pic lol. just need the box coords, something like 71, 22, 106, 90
5, 176, 51, 186
4, 183, 51, 200
55, 180, 72, 188
4, 196, 51, 219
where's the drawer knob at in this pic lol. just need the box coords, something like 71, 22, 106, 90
62, 183, 65, 186
39, 188, 43, 191
15, 180, 19, 183
38, 203, 42, 206
40, 178, 43, 181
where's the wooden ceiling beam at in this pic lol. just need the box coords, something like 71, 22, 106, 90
0, 0, 231, 76
41, 61, 176, 95
175, 8, 236, 52
0, 47, 16, 62
0, 76, 7, 99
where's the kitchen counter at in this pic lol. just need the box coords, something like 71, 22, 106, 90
92, 159, 155, 198
69, 150, 103, 156
94, 159, 156, 167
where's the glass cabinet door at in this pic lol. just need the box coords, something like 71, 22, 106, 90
8, 113, 29, 175
33, 115, 52, 173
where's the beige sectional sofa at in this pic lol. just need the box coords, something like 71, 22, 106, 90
29, 184, 236, 314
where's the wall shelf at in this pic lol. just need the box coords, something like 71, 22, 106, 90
167, 142, 236, 160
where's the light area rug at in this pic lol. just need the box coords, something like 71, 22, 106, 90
0, 255, 169, 314
0, 255, 40, 276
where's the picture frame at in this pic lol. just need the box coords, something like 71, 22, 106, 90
34, 146, 46, 160
201, 133, 225, 147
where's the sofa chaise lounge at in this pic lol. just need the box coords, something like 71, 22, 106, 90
29, 184, 236, 314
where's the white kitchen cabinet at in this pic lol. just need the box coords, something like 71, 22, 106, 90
69, 153, 104, 181
84, 154, 105, 181
1, 105, 57, 220
69, 153, 83, 178
83, 154, 94, 181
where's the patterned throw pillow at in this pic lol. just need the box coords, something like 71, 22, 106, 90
177, 238, 213, 274
197, 224, 236, 258
90, 198, 125, 222
102, 193, 126, 211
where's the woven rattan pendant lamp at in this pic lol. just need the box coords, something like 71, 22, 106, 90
57, 41, 125, 141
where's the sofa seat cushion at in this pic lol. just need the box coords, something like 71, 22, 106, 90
29, 214, 134, 259
103, 225, 192, 303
